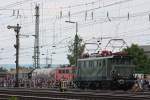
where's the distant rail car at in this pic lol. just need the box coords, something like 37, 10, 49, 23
31, 66, 77, 88
56, 66, 76, 81
74, 51, 136, 90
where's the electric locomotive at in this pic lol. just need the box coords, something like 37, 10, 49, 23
74, 51, 135, 90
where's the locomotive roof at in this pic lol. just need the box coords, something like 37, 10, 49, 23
78, 55, 132, 61
32, 67, 56, 73
78, 56, 114, 61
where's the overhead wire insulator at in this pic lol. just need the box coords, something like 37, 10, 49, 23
91, 11, 94, 20
68, 11, 71, 21
68, 6, 71, 21
149, 14, 150, 22
12, 9, 15, 16
128, 12, 129, 20
60, 7, 62, 19
52, 45, 56, 48
91, 2, 94, 20
107, 11, 111, 21
17, 10, 19, 19
85, 11, 87, 21
85, 3, 88, 21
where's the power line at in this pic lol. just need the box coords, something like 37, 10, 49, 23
60, 0, 99, 9
0, 0, 35, 9
58, 0, 134, 19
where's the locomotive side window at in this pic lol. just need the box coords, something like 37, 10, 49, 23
98, 60, 102, 67
89, 61, 91, 68
84, 61, 86, 67
62, 70, 65, 73
78, 61, 81, 67
102, 59, 106, 66
97, 60, 99, 67
86, 61, 89, 68
91, 61, 94, 68
77, 61, 81, 75
94, 60, 97, 68
59, 70, 62, 74
66, 69, 69, 74
81, 61, 84, 68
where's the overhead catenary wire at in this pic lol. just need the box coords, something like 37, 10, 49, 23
57, 0, 134, 20
0, 0, 150, 65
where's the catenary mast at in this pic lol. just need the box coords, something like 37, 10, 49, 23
33, 5, 40, 69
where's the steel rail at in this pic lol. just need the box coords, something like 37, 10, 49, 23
0, 88, 149, 100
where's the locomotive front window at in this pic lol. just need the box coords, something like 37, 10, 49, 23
111, 56, 132, 65
114, 66, 134, 77
81, 61, 84, 68
94, 61, 97, 68
86, 61, 89, 68
89, 61, 93, 68
98, 60, 102, 67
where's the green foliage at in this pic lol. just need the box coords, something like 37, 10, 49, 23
9, 96, 17, 100
123, 44, 150, 74
67, 34, 85, 66
0, 67, 8, 72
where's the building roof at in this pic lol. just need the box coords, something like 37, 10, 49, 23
140, 45, 150, 52
8, 67, 32, 74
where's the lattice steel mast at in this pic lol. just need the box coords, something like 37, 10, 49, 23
33, 5, 40, 69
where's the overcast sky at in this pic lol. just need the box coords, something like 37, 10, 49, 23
0, 0, 150, 67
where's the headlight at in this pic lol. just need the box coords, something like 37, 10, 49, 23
118, 79, 125, 84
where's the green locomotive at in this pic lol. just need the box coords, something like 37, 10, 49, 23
75, 51, 135, 90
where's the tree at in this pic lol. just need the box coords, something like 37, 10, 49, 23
123, 44, 150, 74
0, 67, 8, 73
67, 34, 85, 66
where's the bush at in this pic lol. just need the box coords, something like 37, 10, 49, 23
9, 96, 17, 100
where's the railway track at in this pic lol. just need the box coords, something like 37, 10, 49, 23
2, 87, 150, 95
0, 88, 149, 100
0, 94, 71, 100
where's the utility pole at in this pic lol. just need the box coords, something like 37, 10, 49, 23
33, 5, 40, 69
75, 22, 78, 67
50, 54, 52, 68
46, 55, 48, 67
65, 21, 78, 67
46, 49, 48, 67
7, 24, 21, 87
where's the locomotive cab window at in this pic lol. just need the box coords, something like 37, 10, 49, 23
111, 56, 132, 65
114, 66, 134, 77
59, 70, 62, 74
66, 70, 69, 74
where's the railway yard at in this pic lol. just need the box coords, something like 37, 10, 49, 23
0, 88, 149, 100
1, 0, 150, 100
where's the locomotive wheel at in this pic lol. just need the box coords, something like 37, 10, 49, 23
79, 81, 85, 89
89, 82, 96, 90
80, 84, 85, 89
110, 81, 118, 90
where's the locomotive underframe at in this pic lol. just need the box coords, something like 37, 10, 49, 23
75, 79, 135, 90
